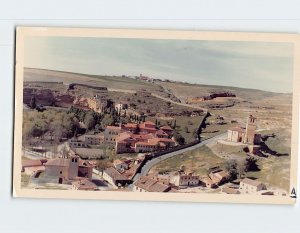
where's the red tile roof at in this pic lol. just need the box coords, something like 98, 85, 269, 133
134, 176, 171, 192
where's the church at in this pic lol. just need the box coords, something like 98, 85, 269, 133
227, 115, 261, 145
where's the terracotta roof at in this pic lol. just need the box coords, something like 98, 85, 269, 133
106, 126, 121, 130
45, 158, 70, 167
241, 178, 263, 187
72, 179, 97, 190
104, 167, 129, 181
22, 160, 43, 168
155, 129, 168, 136
123, 123, 137, 128
113, 159, 125, 166
134, 176, 171, 192
160, 125, 173, 131
79, 160, 94, 168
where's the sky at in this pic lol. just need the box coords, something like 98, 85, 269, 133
24, 36, 294, 93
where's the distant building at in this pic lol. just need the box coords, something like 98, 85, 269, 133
69, 137, 87, 148
104, 125, 122, 144
133, 176, 171, 192
84, 134, 104, 145
239, 178, 266, 194
115, 101, 128, 112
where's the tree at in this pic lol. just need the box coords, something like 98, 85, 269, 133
225, 159, 246, 180
84, 112, 96, 130
173, 131, 185, 145
101, 114, 115, 128
173, 119, 177, 129
244, 156, 259, 172
30, 95, 37, 109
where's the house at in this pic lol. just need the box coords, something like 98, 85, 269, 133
227, 115, 261, 145
239, 178, 266, 194
102, 167, 130, 188
113, 159, 129, 171
133, 176, 171, 192
69, 137, 87, 148
170, 173, 200, 187
44, 155, 94, 184
208, 169, 230, 185
84, 134, 104, 145
104, 125, 122, 144
115, 101, 128, 112
72, 179, 98, 191
200, 177, 218, 188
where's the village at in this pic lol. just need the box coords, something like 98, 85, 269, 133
21, 72, 290, 196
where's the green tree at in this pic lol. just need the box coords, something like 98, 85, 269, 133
84, 112, 96, 130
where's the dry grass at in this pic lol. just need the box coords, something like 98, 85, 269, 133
150, 145, 225, 176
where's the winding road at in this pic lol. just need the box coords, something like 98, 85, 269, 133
133, 132, 227, 181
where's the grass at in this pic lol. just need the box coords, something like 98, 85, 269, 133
148, 115, 205, 143
150, 145, 225, 176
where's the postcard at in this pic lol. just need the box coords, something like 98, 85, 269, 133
13, 27, 299, 204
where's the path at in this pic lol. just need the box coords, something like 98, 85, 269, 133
133, 133, 227, 181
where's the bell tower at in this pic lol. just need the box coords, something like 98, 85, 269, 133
244, 115, 257, 144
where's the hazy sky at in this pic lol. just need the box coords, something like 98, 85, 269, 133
24, 36, 294, 93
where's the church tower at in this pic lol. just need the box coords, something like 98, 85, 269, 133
244, 115, 257, 144
68, 155, 79, 180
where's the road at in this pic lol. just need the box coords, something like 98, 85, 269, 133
151, 93, 208, 112
133, 133, 227, 181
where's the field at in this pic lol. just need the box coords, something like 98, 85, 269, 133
24, 68, 161, 92
149, 145, 225, 176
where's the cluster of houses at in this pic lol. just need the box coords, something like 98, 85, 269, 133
69, 120, 176, 154
105, 121, 176, 154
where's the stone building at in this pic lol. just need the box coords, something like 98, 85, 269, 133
239, 178, 266, 194
44, 155, 94, 184
227, 115, 261, 145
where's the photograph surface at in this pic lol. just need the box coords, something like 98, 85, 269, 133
13, 28, 299, 204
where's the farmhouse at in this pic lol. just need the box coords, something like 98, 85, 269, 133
239, 178, 266, 194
